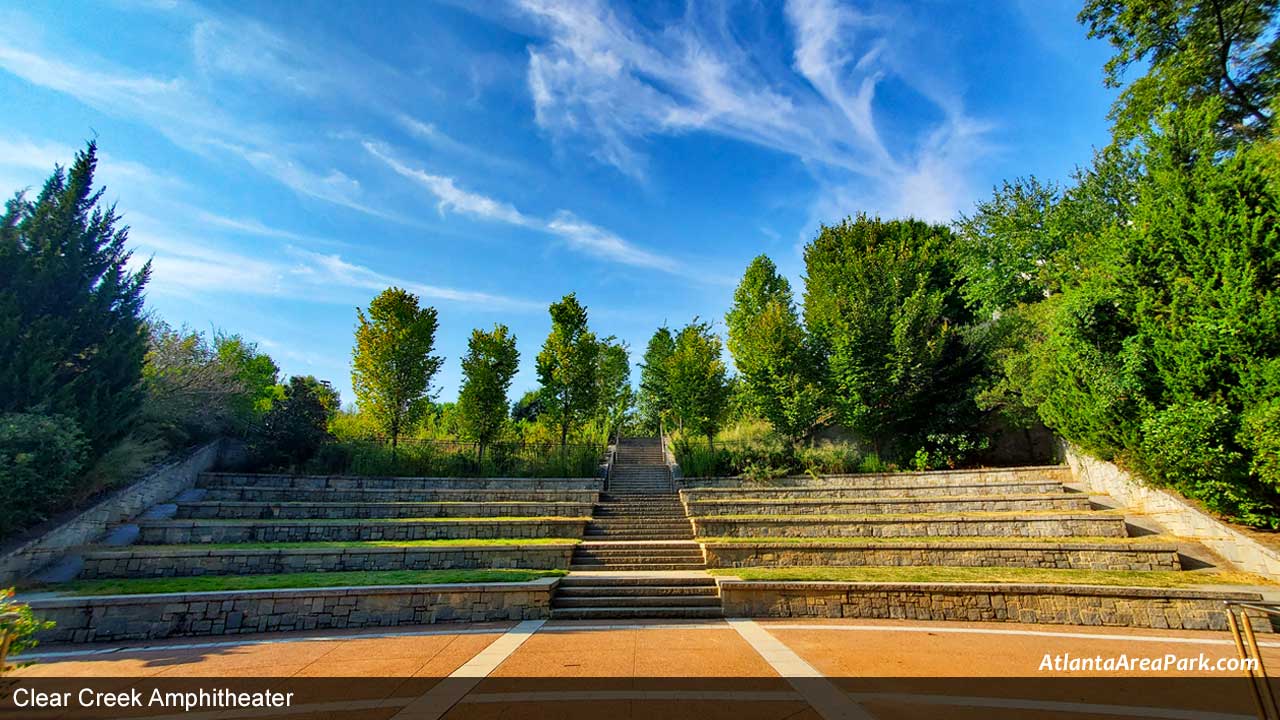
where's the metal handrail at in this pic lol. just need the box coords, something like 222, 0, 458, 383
1225, 601, 1280, 719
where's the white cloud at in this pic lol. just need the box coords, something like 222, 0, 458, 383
512, 0, 990, 222
365, 141, 692, 276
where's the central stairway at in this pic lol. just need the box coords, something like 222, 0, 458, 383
553, 437, 721, 620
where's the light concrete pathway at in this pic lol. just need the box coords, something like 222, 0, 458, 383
727, 618, 873, 720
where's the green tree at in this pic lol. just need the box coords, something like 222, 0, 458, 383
595, 337, 632, 442
1081, 0, 1280, 143
666, 321, 730, 445
351, 287, 443, 451
0, 413, 88, 537
293, 375, 341, 419
803, 215, 976, 451
213, 333, 281, 430
0, 141, 150, 454
725, 255, 825, 443
457, 324, 520, 464
258, 376, 333, 468
1022, 105, 1280, 524
637, 327, 676, 435
536, 293, 600, 450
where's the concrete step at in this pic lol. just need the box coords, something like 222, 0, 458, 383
559, 576, 716, 587
553, 595, 720, 608
557, 584, 718, 597
691, 513, 1128, 539
684, 493, 1091, 516
202, 487, 601, 504
570, 558, 711, 568
680, 482, 1065, 501
137, 517, 588, 544
550, 606, 723, 620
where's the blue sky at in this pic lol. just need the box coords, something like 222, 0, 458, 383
0, 0, 1117, 406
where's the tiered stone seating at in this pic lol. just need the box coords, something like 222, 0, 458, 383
681, 466, 1186, 572
59, 472, 601, 582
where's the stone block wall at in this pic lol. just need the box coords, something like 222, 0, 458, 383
684, 495, 1089, 516
175, 501, 596, 520
679, 482, 1065, 501
0, 439, 245, 586
200, 473, 604, 491
201, 487, 600, 503
693, 514, 1128, 539
702, 541, 1180, 571
679, 465, 1071, 489
718, 580, 1266, 632
80, 544, 577, 579
1064, 445, 1280, 578
136, 519, 588, 545
30, 579, 559, 643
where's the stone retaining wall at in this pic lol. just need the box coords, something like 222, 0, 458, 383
702, 541, 1180, 571
201, 487, 600, 503
679, 465, 1070, 489
1064, 445, 1280, 578
693, 514, 1127, 539
0, 439, 246, 586
200, 473, 604, 491
79, 544, 576, 579
717, 580, 1265, 631
29, 578, 559, 643
137, 519, 589, 544
679, 482, 1065, 500
175, 501, 596, 520
684, 494, 1089, 516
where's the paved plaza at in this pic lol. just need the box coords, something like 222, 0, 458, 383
11, 616, 1280, 719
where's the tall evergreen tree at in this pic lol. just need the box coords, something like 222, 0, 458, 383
637, 327, 676, 435
457, 324, 520, 465
0, 141, 150, 453
536, 293, 600, 450
725, 255, 825, 443
351, 287, 442, 451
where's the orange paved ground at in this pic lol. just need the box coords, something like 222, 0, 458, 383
8, 618, 1280, 720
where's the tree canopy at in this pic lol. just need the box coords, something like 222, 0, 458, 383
535, 293, 601, 448
457, 324, 520, 462
351, 287, 443, 449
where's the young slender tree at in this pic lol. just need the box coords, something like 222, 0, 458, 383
351, 287, 443, 451
457, 324, 520, 466
595, 337, 632, 442
535, 293, 600, 451
725, 255, 825, 443
666, 320, 730, 446
0, 141, 150, 454
637, 327, 676, 435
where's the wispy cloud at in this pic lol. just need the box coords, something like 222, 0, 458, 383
365, 141, 686, 276
512, 0, 991, 221
126, 214, 541, 311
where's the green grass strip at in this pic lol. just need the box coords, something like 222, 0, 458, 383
707, 566, 1273, 588
698, 535, 1174, 545
61, 569, 568, 596
117, 538, 582, 552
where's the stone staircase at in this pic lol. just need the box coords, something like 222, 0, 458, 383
555, 436, 720, 620
550, 576, 722, 620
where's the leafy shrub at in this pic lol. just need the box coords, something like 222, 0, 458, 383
314, 439, 600, 478
795, 442, 863, 474
257, 377, 333, 469
911, 432, 992, 471
0, 414, 88, 537
1240, 399, 1280, 493
0, 588, 54, 670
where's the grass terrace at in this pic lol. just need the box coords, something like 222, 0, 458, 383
708, 566, 1273, 588
57, 569, 568, 596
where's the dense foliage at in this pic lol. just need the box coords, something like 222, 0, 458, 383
0, 413, 88, 537
257, 376, 333, 469
725, 256, 825, 443
535, 293, 601, 449
664, 321, 731, 443
351, 287, 443, 450
457, 324, 520, 464
637, 327, 676, 434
